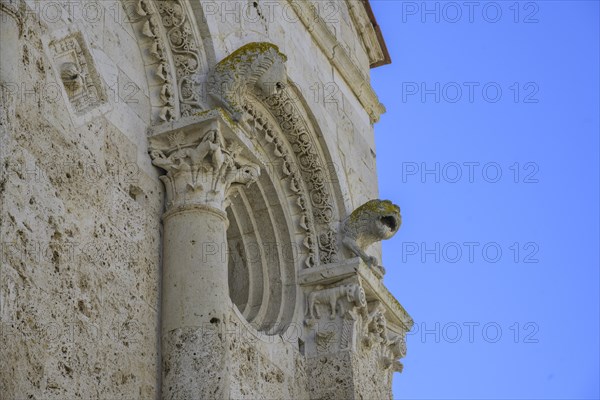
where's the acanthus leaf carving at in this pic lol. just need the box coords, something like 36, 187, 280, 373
149, 117, 260, 213
360, 301, 408, 374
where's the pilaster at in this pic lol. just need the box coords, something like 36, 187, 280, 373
301, 258, 413, 399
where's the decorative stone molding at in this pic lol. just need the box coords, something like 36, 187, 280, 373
300, 257, 412, 397
129, 0, 207, 122
346, 0, 386, 67
130, 0, 177, 122
259, 90, 336, 227
244, 102, 320, 268
285, 0, 386, 123
208, 42, 340, 268
341, 199, 402, 276
154, 0, 205, 117
148, 110, 260, 213
48, 32, 107, 114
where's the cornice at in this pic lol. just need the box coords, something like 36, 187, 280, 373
359, 0, 392, 68
346, 0, 391, 68
285, 0, 386, 123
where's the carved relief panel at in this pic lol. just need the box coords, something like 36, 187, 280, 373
48, 32, 106, 114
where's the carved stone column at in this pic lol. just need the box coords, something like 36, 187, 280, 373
148, 111, 260, 399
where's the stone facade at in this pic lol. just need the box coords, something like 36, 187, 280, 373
0, 1, 412, 398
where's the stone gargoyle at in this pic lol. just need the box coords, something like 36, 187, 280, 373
341, 199, 402, 274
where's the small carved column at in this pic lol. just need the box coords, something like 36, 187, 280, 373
148, 113, 260, 399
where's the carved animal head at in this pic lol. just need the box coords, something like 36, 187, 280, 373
238, 164, 261, 187
60, 62, 80, 81
369, 309, 387, 336
203, 129, 218, 143
370, 200, 401, 239
345, 199, 401, 242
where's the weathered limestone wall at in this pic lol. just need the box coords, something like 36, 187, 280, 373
1, 1, 162, 398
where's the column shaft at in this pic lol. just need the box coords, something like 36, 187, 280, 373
161, 207, 232, 400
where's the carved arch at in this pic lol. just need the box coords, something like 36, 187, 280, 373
124, 0, 213, 122
207, 42, 346, 268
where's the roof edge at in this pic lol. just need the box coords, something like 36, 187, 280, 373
362, 0, 391, 68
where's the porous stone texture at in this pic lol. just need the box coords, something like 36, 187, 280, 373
307, 347, 395, 400
307, 352, 355, 399
162, 326, 228, 399
1, 1, 161, 398
1, 1, 411, 399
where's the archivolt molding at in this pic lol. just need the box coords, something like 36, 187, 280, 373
246, 93, 339, 267
154, 0, 205, 117
207, 42, 341, 268
128, 0, 207, 122
244, 100, 319, 268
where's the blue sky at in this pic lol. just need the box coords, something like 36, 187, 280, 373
369, 1, 600, 399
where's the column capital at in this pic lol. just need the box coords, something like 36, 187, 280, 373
148, 110, 260, 214
300, 257, 413, 398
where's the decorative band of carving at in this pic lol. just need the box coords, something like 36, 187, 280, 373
255, 90, 338, 266
154, 0, 204, 117
130, 0, 176, 121
130, 0, 205, 122
243, 102, 316, 268
207, 42, 339, 267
